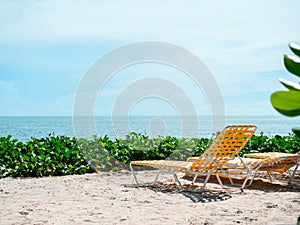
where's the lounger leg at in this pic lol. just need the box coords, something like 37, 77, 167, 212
289, 163, 299, 184
201, 172, 212, 192
267, 172, 273, 182
241, 176, 250, 190
246, 172, 257, 187
130, 163, 140, 185
192, 175, 198, 184
228, 177, 234, 185
153, 170, 161, 185
173, 173, 183, 190
215, 173, 226, 188
292, 164, 299, 178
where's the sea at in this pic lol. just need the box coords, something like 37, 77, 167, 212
0, 116, 299, 142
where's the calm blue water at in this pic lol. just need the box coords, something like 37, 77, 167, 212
0, 116, 299, 142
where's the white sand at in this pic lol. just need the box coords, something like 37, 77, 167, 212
0, 170, 299, 225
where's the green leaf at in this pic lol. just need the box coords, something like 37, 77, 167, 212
292, 127, 300, 137
284, 54, 300, 77
270, 90, 300, 116
289, 42, 300, 57
278, 78, 300, 91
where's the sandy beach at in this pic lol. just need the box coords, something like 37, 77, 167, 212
0, 170, 299, 225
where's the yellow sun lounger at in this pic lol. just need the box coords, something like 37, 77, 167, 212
130, 125, 257, 192
189, 150, 298, 189
243, 152, 299, 182
217, 155, 287, 188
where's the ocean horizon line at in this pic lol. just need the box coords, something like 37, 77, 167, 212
1, 115, 299, 142
0, 115, 294, 118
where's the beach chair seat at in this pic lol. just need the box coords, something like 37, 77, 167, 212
130, 158, 218, 191
130, 125, 256, 192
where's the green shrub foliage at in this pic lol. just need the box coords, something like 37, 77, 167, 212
0, 135, 94, 178
0, 133, 299, 178
110, 132, 178, 163
77, 135, 126, 172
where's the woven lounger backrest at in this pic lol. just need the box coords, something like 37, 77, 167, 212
191, 125, 257, 171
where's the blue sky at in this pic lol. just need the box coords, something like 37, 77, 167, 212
1, 0, 300, 116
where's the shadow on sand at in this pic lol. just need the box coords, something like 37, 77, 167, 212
125, 182, 232, 203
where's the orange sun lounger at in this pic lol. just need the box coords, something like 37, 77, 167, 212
130, 125, 257, 192
243, 152, 299, 182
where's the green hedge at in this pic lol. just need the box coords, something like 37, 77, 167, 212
0, 135, 94, 178
0, 132, 299, 178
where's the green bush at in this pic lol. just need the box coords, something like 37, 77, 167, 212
0, 135, 94, 178
77, 135, 127, 172
0, 133, 299, 178
242, 133, 300, 155
169, 137, 211, 161
108, 132, 178, 163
